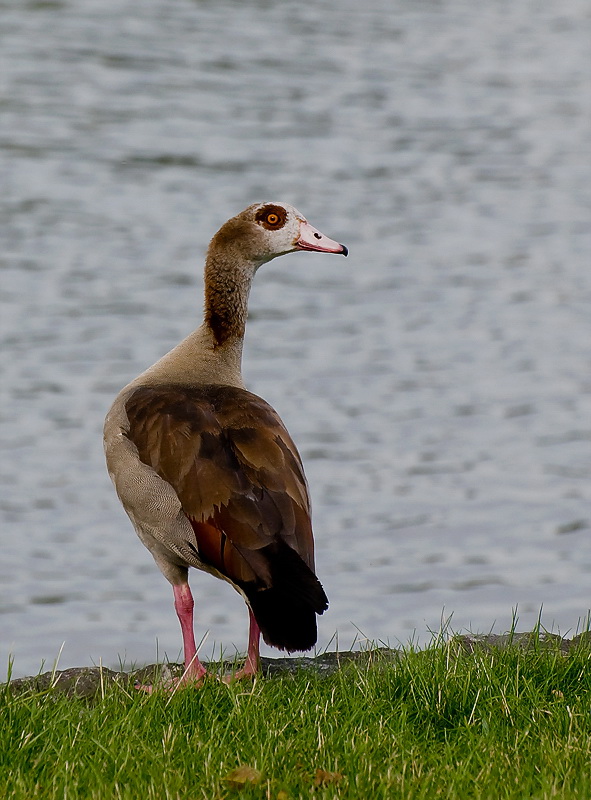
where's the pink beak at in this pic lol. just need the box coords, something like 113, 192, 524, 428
296, 220, 348, 256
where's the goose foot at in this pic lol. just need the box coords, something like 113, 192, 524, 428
134, 662, 208, 693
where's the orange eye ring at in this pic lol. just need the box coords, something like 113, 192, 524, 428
266, 213, 279, 225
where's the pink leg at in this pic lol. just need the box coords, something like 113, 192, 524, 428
224, 607, 261, 683
173, 582, 208, 683
135, 582, 208, 692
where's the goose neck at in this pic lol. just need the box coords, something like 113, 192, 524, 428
204, 253, 257, 347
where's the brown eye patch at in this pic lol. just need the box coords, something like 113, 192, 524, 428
255, 204, 288, 231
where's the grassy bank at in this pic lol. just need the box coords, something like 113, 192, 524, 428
2, 637, 591, 799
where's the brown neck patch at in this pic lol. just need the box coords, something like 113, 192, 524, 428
204, 272, 248, 347
206, 306, 240, 347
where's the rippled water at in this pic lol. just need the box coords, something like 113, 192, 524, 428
1, 0, 590, 678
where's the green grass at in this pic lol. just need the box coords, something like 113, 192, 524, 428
2, 639, 591, 799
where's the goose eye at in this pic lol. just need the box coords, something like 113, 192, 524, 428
255, 205, 287, 230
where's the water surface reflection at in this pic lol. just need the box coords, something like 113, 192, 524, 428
1, 0, 590, 678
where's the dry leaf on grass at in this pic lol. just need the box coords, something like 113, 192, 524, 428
224, 765, 262, 789
313, 768, 344, 787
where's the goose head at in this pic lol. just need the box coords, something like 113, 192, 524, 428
208, 202, 348, 267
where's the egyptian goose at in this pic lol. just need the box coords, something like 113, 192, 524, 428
104, 202, 347, 686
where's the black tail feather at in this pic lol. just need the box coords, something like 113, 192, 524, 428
242, 542, 328, 652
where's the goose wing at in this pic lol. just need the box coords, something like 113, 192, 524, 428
124, 383, 316, 587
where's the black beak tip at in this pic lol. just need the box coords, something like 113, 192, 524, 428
340, 244, 349, 257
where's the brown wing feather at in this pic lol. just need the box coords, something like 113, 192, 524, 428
124, 384, 315, 588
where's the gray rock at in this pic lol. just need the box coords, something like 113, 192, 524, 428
4, 634, 589, 699
4, 648, 399, 698
5, 666, 124, 699
452, 631, 588, 655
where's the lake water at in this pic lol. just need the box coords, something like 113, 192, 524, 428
1, 0, 590, 679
